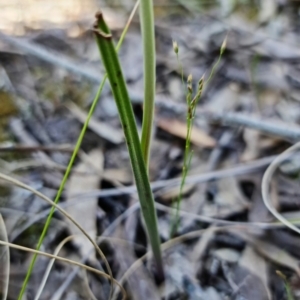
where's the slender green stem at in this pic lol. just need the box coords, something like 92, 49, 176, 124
206, 36, 227, 84
170, 77, 203, 237
173, 41, 184, 90
170, 36, 227, 237
94, 11, 164, 279
140, 0, 156, 169
18, 3, 140, 298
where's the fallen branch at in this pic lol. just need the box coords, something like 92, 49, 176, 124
0, 32, 101, 83
155, 98, 300, 142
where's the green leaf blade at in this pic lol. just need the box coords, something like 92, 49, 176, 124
94, 11, 164, 279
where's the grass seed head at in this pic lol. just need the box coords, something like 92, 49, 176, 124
173, 40, 179, 54
220, 35, 227, 55
198, 75, 204, 91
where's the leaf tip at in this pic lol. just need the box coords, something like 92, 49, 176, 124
95, 11, 103, 20
93, 11, 112, 39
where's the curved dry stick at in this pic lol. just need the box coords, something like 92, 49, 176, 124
50, 202, 141, 300
262, 141, 300, 234
68, 155, 276, 199
0, 239, 126, 299
34, 236, 74, 300
36, 234, 145, 300
34, 235, 97, 300
154, 202, 300, 229
0, 173, 114, 291
12, 182, 299, 251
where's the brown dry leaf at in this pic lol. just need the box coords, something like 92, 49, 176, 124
159, 183, 194, 203
254, 239, 300, 277
233, 230, 300, 277
191, 227, 216, 275
216, 177, 244, 208
163, 250, 204, 299
157, 118, 216, 148
65, 148, 104, 260
114, 227, 160, 300
103, 168, 132, 185
258, 0, 277, 23
239, 246, 271, 300
259, 89, 281, 108
202, 177, 250, 217
232, 265, 270, 300
241, 129, 261, 161
248, 179, 270, 223
66, 102, 124, 145
214, 248, 240, 263
242, 128, 282, 161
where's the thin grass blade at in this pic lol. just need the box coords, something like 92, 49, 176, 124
140, 0, 156, 168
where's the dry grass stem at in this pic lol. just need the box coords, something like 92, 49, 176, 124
0, 172, 114, 291
262, 141, 300, 234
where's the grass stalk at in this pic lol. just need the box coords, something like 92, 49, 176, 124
170, 37, 227, 237
93, 11, 164, 279
170, 74, 204, 237
140, 0, 156, 169
0, 238, 126, 299
262, 141, 300, 235
18, 3, 140, 298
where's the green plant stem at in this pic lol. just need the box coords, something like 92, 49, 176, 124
206, 36, 227, 84
170, 36, 226, 237
170, 80, 203, 237
140, 0, 156, 169
18, 3, 140, 298
93, 11, 164, 280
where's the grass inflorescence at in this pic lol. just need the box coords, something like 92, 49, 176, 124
170, 37, 227, 237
